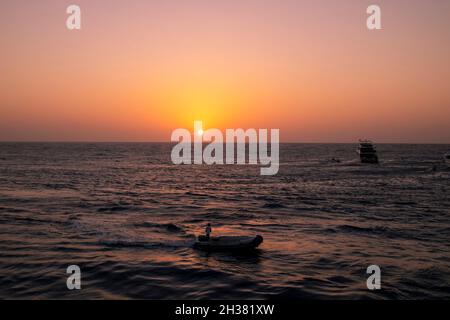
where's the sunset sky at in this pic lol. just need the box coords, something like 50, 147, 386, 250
1, 0, 449, 142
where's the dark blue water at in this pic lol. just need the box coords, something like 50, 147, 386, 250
0, 143, 449, 299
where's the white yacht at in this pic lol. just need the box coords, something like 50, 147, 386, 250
357, 140, 379, 164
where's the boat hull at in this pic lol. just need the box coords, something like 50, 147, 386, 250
193, 235, 263, 252
360, 154, 379, 164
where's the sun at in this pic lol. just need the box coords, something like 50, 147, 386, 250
197, 129, 204, 136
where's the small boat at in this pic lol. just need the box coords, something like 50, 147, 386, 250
357, 140, 379, 164
444, 152, 450, 167
193, 235, 263, 252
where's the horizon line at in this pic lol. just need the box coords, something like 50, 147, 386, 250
1, 140, 449, 145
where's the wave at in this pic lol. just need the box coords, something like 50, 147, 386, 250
133, 221, 185, 233
97, 206, 130, 213
327, 224, 419, 240
99, 238, 194, 249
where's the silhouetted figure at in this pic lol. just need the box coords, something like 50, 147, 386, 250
205, 223, 212, 240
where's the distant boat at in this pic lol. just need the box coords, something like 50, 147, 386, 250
444, 152, 450, 167
357, 140, 379, 164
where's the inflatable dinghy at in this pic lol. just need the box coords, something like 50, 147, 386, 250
193, 235, 263, 251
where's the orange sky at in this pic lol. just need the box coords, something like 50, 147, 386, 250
1, 0, 449, 142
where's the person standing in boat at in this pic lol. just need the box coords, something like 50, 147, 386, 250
205, 223, 212, 240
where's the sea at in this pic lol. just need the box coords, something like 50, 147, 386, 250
0, 143, 449, 299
